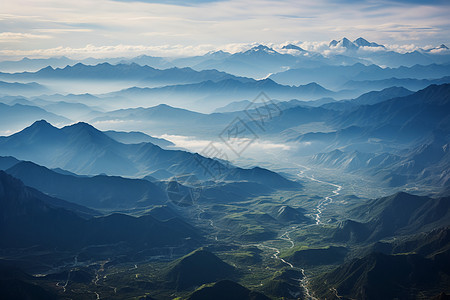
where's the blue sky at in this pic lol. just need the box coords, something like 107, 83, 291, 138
1, 0, 449, 59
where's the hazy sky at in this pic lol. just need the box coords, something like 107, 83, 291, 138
1, 0, 449, 58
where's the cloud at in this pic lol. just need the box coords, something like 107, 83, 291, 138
0, 0, 449, 59
384, 43, 421, 53
158, 134, 212, 152
0, 32, 52, 41
159, 134, 293, 163
112, 0, 225, 5
0, 44, 220, 59
35, 29, 93, 33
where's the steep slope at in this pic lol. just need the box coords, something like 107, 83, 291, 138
309, 150, 402, 172
0, 171, 200, 250
188, 280, 271, 300
6, 161, 167, 209
270, 205, 311, 224
335, 84, 450, 141
0, 261, 57, 300
311, 251, 450, 300
334, 192, 450, 242
199, 181, 274, 203
0, 156, 20, 170
283, 246, 348, 267
0, 169, 98, 218
163, 248, 235, 290
363, 226, 450, 259
103, 130, 174, 147
223, 167, 301, 189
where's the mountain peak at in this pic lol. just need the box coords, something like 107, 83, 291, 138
330, 37, 385, 50
353, 37, 385, 48
206, 50, 231, 57
153, 103, 178, 111
282, 44, 305, 52
342, 37, 351, 43
342, 37, 357, 49
37, 66, 54, 72
30, 119, 53, 128
21, 120, 59, 135
60, 122, 113, 142
329, 39, 339, 47
65, 121, 98, 131
354, 37, 369, 44
257, 78, 278, 86
329, 38, 357, 50
245, 45, 278, 54
164, 248, 235, 290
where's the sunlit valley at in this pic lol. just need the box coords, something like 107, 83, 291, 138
1, 1, 450, 299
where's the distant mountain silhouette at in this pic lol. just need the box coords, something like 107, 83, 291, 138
104, 130, 174, 147
0, 56, 76, 72
0, 103, 70, 133
106, 78, 334, 111
0, 62, 252, 86
321, 86, 413, 111
269, 63, 450, 90
0, 156, 20, 170
0, 80, 49, 96
342, 75, 450, 92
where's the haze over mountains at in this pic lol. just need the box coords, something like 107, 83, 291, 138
0, 36, 449, 299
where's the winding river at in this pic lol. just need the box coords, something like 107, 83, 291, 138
294, 163, 342, 225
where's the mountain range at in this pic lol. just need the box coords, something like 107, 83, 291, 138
333, 192, 450, 243
0, 35, 449, 300
4, 160, 168, 210
315, 224, 450, 299
0, 171, 200, 250
0, 102, 70, 133
105, 78, 336, 112
2, 37, 448, 77
269, 63, 450, 91
0, 81, 50, 96
0, 63, 253, 87
0, 120, 301, 189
